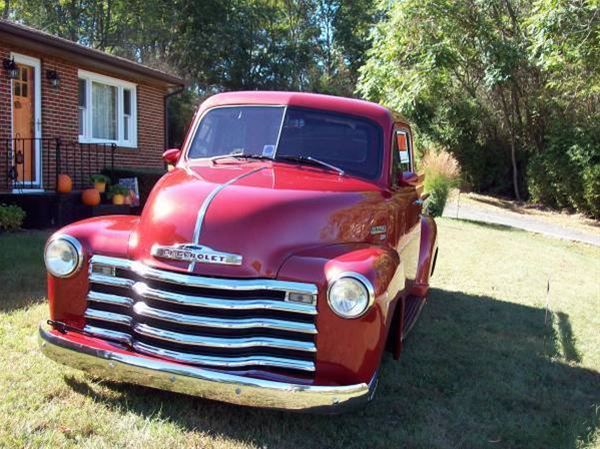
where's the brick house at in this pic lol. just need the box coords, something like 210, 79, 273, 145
0, 19, 184, 225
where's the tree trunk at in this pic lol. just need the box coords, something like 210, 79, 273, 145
499, 88, 522, 200
509, 131, 521, 201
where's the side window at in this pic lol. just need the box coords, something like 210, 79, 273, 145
391, 128, 414, 186
396, 130, 412, 172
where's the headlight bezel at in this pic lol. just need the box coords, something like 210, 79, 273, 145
44, 234, 84, 278
327, 272, 375, 319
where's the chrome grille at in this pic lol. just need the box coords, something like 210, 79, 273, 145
85, 255, 318, 373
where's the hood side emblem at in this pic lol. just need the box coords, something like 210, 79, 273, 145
370, 225, 386, 235
152, 244, 243, 266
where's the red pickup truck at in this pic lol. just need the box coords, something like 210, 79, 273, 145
39, 91, 438, 412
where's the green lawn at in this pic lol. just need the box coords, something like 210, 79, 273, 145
0, 219, 598, 449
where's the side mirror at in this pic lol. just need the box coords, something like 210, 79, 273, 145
162, 148, 181, 165
399, 171, 419, 187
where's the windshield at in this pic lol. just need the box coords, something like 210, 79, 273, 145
187, 106, 383, 180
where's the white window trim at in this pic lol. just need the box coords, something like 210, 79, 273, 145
10, 52, 43, 191
78, 69, 137, 148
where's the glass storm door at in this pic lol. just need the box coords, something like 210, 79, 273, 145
12, 60, 41, 189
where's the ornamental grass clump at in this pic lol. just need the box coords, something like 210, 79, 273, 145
421, 149, 461, 217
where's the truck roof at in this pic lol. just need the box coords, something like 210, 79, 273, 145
201, 91, 402, 130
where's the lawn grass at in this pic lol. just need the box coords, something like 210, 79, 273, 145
0, 220, 598, 449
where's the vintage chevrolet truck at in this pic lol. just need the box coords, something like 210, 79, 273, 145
39, 91, 438, 412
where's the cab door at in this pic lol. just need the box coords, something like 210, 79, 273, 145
390, 125, 422, 284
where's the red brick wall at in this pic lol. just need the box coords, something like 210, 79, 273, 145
0, 44, 12, 190
0, 42, 169, 192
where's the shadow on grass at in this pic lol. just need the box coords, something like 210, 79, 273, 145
63, 288, 600, 449
556, 311, 583, 364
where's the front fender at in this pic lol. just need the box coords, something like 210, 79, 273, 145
277, 243, 405, 385
47, 215, 138, 326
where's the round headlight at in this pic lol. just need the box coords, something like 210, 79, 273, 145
44, 236, 82, 278
327, 274, 374, 319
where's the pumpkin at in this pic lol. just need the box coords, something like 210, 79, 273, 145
82, 188, 101, 206
112, 194, 125, 205
57, 174, 72, 193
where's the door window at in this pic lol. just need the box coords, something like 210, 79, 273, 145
13, 66, 31, 99
391, 128, 414, 186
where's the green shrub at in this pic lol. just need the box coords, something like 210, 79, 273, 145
582, 165, 600, 218
0, 204, 26, 232
527, 124, 600, 217
421, 149, 461, 217
424, 175, 452, 217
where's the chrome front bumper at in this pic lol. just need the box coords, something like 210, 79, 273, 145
38, 322, 375, 412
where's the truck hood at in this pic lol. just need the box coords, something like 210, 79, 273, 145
130, 162, 391, 278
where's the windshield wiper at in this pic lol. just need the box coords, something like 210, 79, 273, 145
210, 153, 346, 176
275, 155, 345, 176
210, 153, 273, 164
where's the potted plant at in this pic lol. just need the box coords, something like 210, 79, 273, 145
90, 174, 111, 193
107, 184, 130, 205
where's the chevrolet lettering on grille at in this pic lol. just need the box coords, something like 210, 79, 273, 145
151, 244, 243, 266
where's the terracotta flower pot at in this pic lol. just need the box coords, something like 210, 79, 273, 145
94, 181, 107, 193
57, 174, 73, 193
82, 188, 101, 206
112, 194, 125, 205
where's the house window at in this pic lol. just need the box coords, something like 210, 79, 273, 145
78, 70, 137, 147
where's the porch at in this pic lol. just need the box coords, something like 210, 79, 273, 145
0, 137, 127, 228
3, 137, 115, 192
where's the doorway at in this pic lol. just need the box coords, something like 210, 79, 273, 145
11, 53, 41, 190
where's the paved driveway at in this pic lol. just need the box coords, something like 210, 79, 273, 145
443, 197, 600, 246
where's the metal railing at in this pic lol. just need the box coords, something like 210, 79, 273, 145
4, 138, 115, 191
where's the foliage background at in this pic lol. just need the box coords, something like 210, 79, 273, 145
2, 0, 598, 216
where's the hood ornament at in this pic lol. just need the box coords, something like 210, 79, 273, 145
152, 243, 242, 266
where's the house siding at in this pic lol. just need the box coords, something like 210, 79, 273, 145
0, 41, 168, 192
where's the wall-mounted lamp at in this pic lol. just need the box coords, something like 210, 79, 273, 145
46, 69, 60, 88
3, 57, 19, 79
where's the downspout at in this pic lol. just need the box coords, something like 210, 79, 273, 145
164, 84, 185, 149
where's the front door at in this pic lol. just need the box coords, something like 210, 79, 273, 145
11, 55, 41, 189
390, 126, 422, 282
